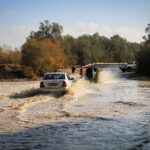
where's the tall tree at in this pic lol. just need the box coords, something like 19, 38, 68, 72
30, 20, 63, 41
145, 23, 150, 42
136, 23, 150, 75
21, 38, 66, 74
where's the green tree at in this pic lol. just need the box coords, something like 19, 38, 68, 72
136, 23, 150, 75
63, 33, 139, 65
30, 20, 63, 41
63, 35, 78, 65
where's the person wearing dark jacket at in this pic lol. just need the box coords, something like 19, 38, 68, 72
72, 66, 76, 74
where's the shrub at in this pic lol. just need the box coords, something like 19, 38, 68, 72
0, 46, 21, 64
21, 38, 66, 75
23, 66, 36, 79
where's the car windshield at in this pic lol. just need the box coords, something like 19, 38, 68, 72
128, 61, 134, 64
43, 74, 65, 80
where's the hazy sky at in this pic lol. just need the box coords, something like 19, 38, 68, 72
0, 0, 149, 48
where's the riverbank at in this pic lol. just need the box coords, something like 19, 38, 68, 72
0, 64, 80, 81
0, 64, 149, 82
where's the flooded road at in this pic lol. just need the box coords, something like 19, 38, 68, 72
0, 66, 150, 150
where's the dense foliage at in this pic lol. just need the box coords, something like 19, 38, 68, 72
21, 20, 66, 75
30, 20, 63, 41
0, 45, 21, 64
136, 23, 150, 75
21, 38, 66, 75
63, 33, 140, 65
0, 20, 144, 77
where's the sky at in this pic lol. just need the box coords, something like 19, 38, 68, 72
0, 0, 150, 48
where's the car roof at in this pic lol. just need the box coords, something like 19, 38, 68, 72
45, 72, 66, 75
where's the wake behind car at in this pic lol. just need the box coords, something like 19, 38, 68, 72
40, 72, 74, 92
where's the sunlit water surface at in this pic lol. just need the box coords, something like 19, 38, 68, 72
0, 66, 150, 150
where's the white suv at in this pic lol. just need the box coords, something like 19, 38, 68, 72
119, 61, 137, 72
126, 61, 137, 72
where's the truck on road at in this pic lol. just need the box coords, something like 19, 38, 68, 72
119, 61, 137, 72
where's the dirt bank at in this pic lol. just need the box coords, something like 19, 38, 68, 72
0, 64, 80, 81
0, 64, 25, 79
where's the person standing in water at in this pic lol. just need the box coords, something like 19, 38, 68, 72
94, 68, 100, 82
80, 67, 83, 77
72, 66, 76, 74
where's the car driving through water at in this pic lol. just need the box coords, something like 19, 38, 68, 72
80, 65, 101, 82
40, 72, 74, 92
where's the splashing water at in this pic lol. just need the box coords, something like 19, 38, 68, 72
1, 66, 150, 150
98, 69, 119, 84
68, 78, 91, 95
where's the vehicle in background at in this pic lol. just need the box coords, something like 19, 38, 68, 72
126, 61, 137, 72
119, 63, 127, 72
80, 65, 100, 82
119, 61, 137, 72
40, 72, 74, 92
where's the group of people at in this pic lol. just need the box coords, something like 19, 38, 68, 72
71, 66, 100, 82
84, 67, 100, 82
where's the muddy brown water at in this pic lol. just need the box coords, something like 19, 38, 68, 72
0, 66, 150, 150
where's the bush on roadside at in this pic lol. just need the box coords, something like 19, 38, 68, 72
23, 66, 36, 79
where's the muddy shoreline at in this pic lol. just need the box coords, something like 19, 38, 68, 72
0, 65, 80, 82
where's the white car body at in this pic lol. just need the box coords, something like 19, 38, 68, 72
119, 61, 137, 72
126, 61, 137, 71
40, 72, 73, 92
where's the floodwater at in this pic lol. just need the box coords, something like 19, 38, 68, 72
0, 66, 150, 150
